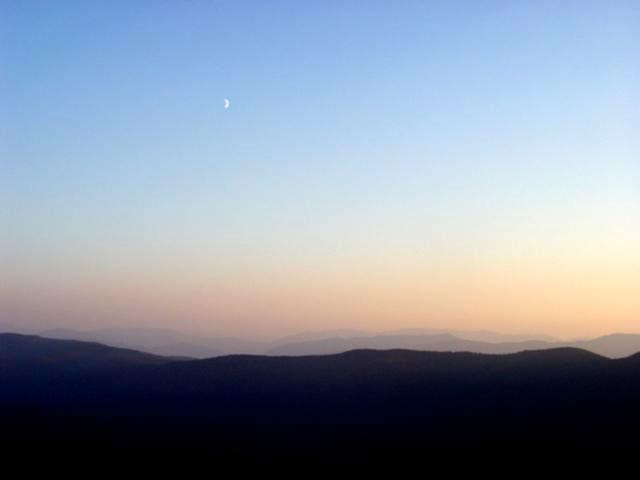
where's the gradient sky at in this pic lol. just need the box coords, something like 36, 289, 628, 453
2, 1, 639, 339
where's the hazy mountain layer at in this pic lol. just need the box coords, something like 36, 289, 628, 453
3, 325, 639, 359
268, 333, 640, 358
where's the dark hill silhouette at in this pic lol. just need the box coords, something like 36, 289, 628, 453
0, 333, 174, 370
2, 333, 639, 455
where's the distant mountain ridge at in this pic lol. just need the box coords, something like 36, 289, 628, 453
2, 325, 639, 359
267, 332, 640, 358
38, 327, 265, 358
266, 333, 553, 356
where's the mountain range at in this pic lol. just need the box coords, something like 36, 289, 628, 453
2, 332, 640, 454
266, 332, 640, 358
9, 325, 640, 359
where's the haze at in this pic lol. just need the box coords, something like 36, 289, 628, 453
1, 1, 638, 340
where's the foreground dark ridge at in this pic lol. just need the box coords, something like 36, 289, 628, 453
2, 334, 640, 453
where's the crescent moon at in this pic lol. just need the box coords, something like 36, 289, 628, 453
224, 98, 230, 109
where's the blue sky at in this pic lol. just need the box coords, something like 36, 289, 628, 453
2, 1, 639, 337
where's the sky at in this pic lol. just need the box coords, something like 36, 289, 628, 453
1, 1, 639, 339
